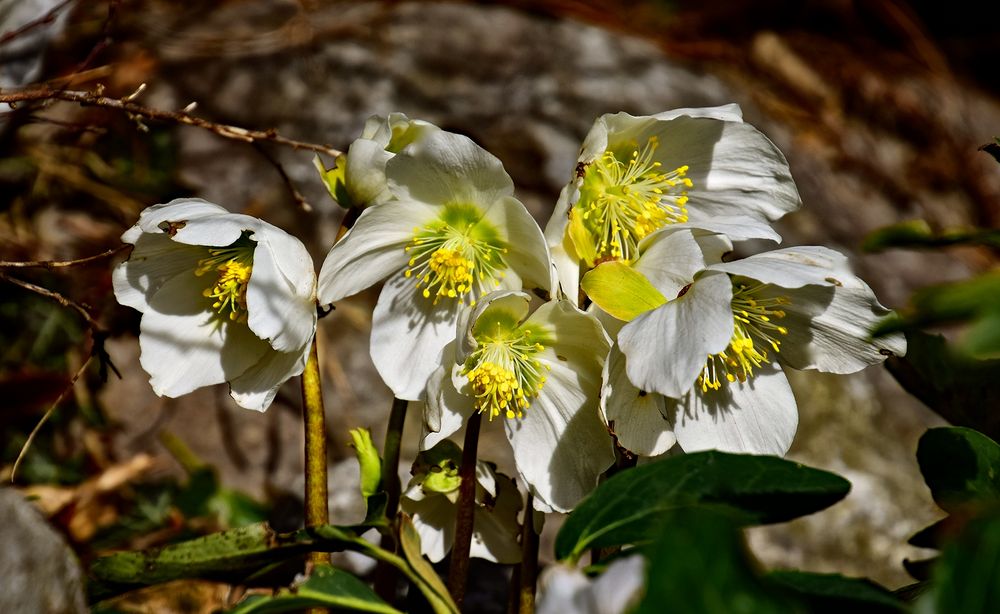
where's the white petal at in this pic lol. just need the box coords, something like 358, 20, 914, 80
228, 343, 310, 412
484, 195, 552, 294
537, 565, 594, 614
544, 186, 582, 305
134, 198, 230, 234
386, 130, 513, 208
709, 246, 851, 289
642, 214, 781, 245
400, 494, 453, 563
671, 364, 798, 456
634, 229, 730, 298
371, 269, 464, 401
245, 226, 317, 353
661, 117, 800, 223
167, 213, 262, 247
527, 300, 610, 371
590, 555, 648, 614
654, 104, 744, 122
601, 345, 676, 456
113, 232, 205, 312
422, 360, 475, 450
317, 199, 436, 304
505, 359, 614, 513
456, 290, 531, 365
345, 137, 393, 207
766, 282, 905, 373
469, 471, 522, 564
138, 272, 270, 397
618, 272, 734, 398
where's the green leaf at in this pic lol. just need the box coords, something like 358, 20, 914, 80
633, 508, 804, 614
767, 571, 906, 613
863, 219, 1000, 251
313, 153, 353, 209
917, 427, 1000, 513
580, 261, 667, 321
398, 514, 459, 614
88, 523, 369, 601
554, 451, 850, 563
884, 331, 1000, 440
919, 510, 1000, 613
227, 564, 401, 614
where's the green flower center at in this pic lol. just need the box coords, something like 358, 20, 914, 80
404, 204, 508, 306
575, 136, 691, 264
698, 283, 789, 392
462, 310, 551, 420
195, 235, 255, 322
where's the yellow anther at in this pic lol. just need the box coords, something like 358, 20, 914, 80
196, 245, 254, 323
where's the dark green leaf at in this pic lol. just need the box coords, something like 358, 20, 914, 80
917, 427, 1000, 512
863, 219, 1000, 251
227, 565, 401, 614
884, 332, 1000, 440
767, 571, 906, 613
921, 510, 1000, 613
633, 508, 804, 614
554, 451, 850, 562
903, 557, 936, 581
399, 514, 459, 614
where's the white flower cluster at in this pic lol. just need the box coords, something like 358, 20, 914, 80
113, 106, 904, 562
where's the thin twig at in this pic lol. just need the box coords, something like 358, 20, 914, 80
252, 142, 313, 213
0, 88, 343, 158
11, 355, 94, 482
518, 494, 539, 614
447, 412, 483, 608
0, 272, 102, 331
0, 245, 127, 269
0, 0, 77, 48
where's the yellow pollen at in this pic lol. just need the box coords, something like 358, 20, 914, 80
698, 283, 790, 392
466, 362, 528, 420
576, 136, 692, 264
462, 318, 550, 420
200, 259, 252, 322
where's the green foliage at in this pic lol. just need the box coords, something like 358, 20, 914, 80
554, 451, 850, 563
767, 571, 907, 613
633, 508, 802, 614
399, 514, 460, 614
314, 154, 353, 209
227, 565, 401, 614
884, 332, 1000, 441
917, 427, 1000, 512
917, 511, 1000, 613
863, 219, 1000, 251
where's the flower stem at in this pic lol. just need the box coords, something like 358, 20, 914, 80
508, 493, 539, 614
301, 334, 330, 566
447, 411, 483, 607
373, 397, 409, 601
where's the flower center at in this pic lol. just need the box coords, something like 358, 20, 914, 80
195, 235, 255, 322
576, 136, 691, 264
404, 203, 508, 306
698, 283, 789, 393
462, 312, 550, 420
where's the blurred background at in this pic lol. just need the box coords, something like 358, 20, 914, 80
1, 1, 998, 611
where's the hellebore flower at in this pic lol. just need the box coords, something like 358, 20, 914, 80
590, 244, 905, 456
424, 291, 614, 513
537, 555, 646, 614
113, 198, 317, 411
315, 112, 439, 209
545, 104, 800, 302
400, 440, 522, 564
318, 129, 552, 401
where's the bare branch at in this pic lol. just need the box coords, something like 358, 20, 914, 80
0, 0, 77, 48
0, 245, 128, 269
0, 272, 102, 331
0, 87, 343, 158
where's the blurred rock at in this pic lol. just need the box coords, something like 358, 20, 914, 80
0, 488, 86, 614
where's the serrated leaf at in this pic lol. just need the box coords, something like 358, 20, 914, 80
580, 261, 667, 321
633, 508, 804, 614
227, 565, 401, 614
554, 451, 850, 562
88, 523, 366, 601
917, 427, 1000, 512
767, 571, 906, 613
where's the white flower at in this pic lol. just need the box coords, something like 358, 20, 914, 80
315, 113, 440, 209
400, 440, 522, 564
113, 198, 317, 411
424, 291, 615, 513
536, 555, 646, 614
594, 242, 905, 456
318, 129, 553, 400
545, 104, 799, 303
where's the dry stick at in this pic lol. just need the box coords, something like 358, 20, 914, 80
0, 88, 343, 159
447, 411, 484, 608
11, 355, 93, 481
300, 336, 331, 567
0, 272, 102, 331
252, 141, 314, 213
0, 245, 127, 269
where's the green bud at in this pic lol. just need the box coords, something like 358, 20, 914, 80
348, 428, 382, 499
